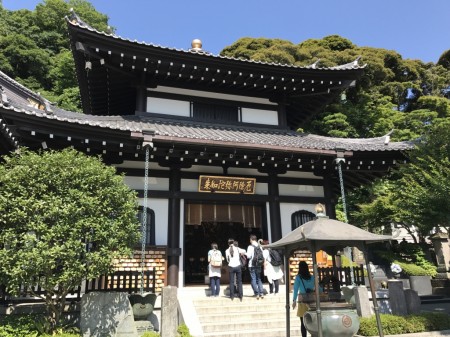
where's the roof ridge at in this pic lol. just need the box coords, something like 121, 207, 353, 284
66, 14, 366, 72
0, 70, 55, 113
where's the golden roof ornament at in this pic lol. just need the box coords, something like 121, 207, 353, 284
191, 39, 203, 51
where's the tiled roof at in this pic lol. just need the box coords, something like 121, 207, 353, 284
66, 14, 366, 72
0, 71, 412, 153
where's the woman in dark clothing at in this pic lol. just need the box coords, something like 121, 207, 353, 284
225, 238, 246, 301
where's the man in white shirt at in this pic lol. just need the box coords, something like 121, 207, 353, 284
246, 234, 264, 299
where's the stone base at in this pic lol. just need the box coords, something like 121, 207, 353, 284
135, 320, 154, 334
435, 272, 450, 279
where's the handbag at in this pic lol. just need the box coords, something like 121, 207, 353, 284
300, 276, 315, 303
296, 302, 310, 317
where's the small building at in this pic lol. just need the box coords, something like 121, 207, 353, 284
0, 14, 412, 289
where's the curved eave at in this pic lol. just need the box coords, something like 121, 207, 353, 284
67, 18, 365, 122
66, 18, 366, 75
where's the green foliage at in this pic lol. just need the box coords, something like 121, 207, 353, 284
340, 254, 358, 267
438, 49, 450, 70
177, 324, 193, 337
374, 242, 437, 277
350, 122, 450, 240
0, 315, 39, 337
0, 0, 111, 111
0, 148, 140, 332
221, 35, 450, 140
141, 332, 160, 337
358, 313, 450, 336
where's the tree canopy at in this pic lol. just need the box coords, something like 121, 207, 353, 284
348, 121, 450, 241
221, 36, 450, 141
0, 148, 140, 330
0, 0, 111, 111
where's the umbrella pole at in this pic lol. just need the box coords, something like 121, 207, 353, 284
312, 242, 323, 337
363, 243, 384, 337
285, 250, 291, 337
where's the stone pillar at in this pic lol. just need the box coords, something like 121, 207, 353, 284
388, 280, 407, 316
354, 286, 372, 317
430, 232, 450, 279
404, 289, 421, 314
161, 286, 178, 337
268, 171, 282, 242
167, 167, 181, 286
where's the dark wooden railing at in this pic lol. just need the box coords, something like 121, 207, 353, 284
318, 265, 365, 292
0, 268, 156, 304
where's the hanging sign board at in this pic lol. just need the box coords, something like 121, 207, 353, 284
198, 175, 256, 194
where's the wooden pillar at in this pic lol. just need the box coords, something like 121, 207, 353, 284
323, 174, 337, 219
268, 171, 282, 242
167, 166, 181, 287
135, 73, 147, 113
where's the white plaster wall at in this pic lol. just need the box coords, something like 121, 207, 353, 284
241, 107, 278, 125
149, 86, 277, 105
146, 97, 190, 117
123, 176, 169, 191
138, 198, 168, 246
266, 201, 272, 243
179, 199, 185, 287
280, 203, 317, 236
181, 179, 198, 192
279, 184, 324, 197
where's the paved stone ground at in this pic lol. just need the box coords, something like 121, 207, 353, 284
420, 300, 450, 314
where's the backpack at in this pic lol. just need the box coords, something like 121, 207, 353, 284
252, 245, 264, 267
239, 253, 248, 270
269, 249, 283, 266
210, 250, 222, 267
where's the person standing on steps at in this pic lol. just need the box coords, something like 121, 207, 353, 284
262, 242, 284, 295
207, 242, 223, 297
246, 235, 264, 299
225, 238, 246, 301
292, 261, 316, 337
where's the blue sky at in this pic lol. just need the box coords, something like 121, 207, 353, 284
3, 0, 450, 63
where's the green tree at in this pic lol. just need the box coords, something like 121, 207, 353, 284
0, 148, 140, 332
221, 35, 450, 140
0, 0, 111, 111
351, 122, 450, 239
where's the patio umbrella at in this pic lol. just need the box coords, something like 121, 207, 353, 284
265, 216, 391, 337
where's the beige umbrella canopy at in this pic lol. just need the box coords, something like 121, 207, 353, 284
265, 216, 391, 337
266, 216, 392, 253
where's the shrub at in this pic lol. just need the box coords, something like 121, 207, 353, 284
374, 249, 436, 277
0, 315, 39, 337
177, 324, 193, 337
0, 314, 80, 337
358, 313, 450, 336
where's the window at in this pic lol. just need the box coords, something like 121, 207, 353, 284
137, 207, 155, 246
291, 210, 315, 231
193, 102, 239, 122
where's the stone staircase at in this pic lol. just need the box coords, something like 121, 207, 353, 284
178, 285, 309, 337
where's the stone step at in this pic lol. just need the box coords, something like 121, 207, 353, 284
201, 317, 299, 334
202, 326, 304, 337
193, 295, 286, 306
198, 310, 297, 323
194, 299, 287, 315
